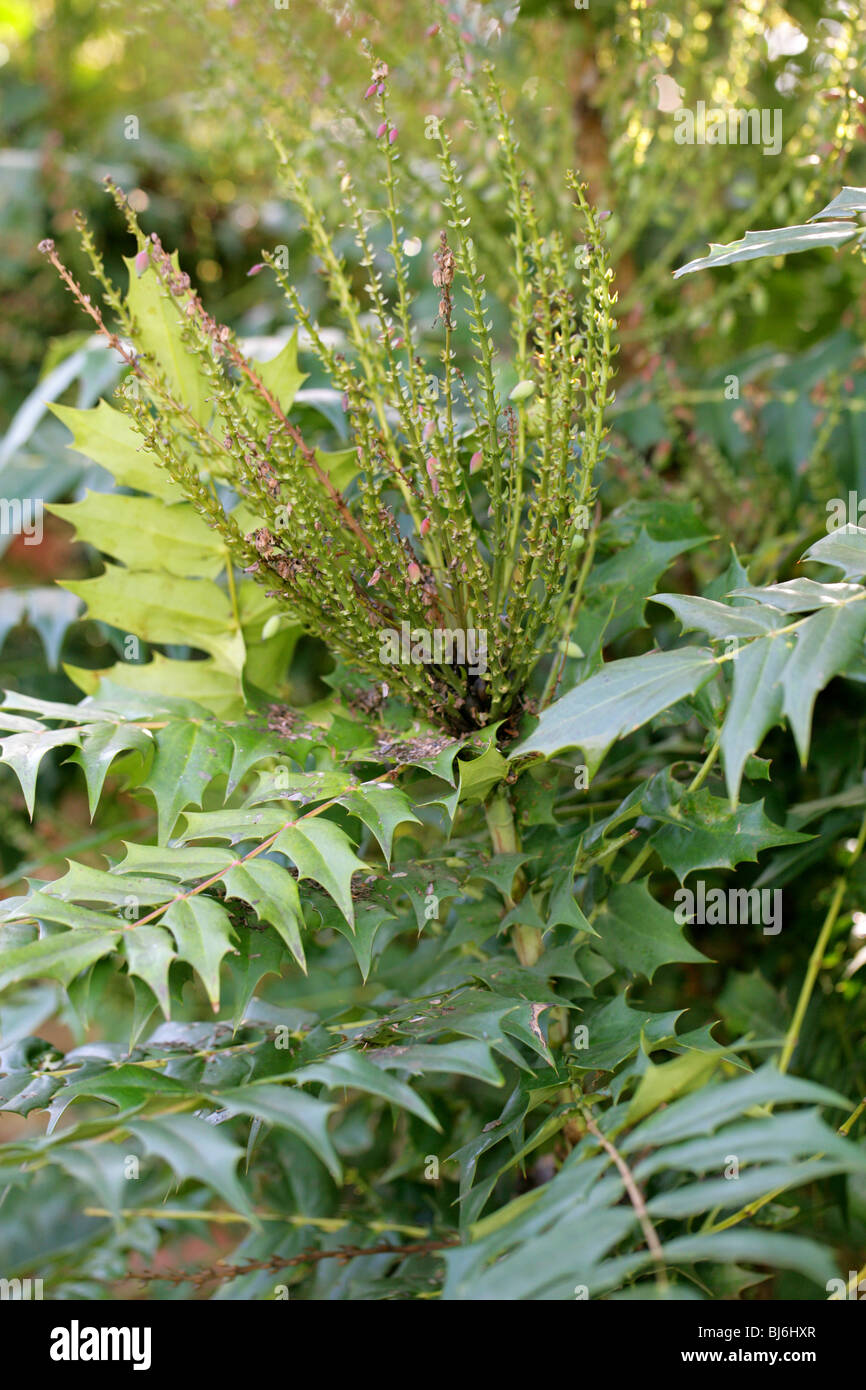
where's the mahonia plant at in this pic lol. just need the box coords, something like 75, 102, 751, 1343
2, 49, 866, 1306
40, 61, 616, 736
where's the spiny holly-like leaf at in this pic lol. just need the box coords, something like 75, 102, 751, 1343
592, 881, 707, 981
247, 330, 307, 412
801, 523, 866, 580
620, 1064, 852, 1151
0, 930, 120, 993
511, 648, 716, 773
779, 601, 866, 762
221, 858, 306, 970
673, 221, 859, 278
61, 566, 245, 676
144, 722, 232, 843
571, 995, 683, 1073
215, 1083, 341, 1182
125, 257, 210, 422
810, 185, 866, 220
37, 862, 178, 907
49, 492, 225, 579
69, 656, 245, 720
293, 1050, 441, 1130
122, 925, 176, 1017
337, 784, 421, 863
367, 1040, 505, 1087
49, 400, 186, 502
226, 928, 287, 1029
273, 818, 369, 929
659, 575, 866, 799
653, 592, 784, 638
627, 1049, 723, 1126
580, 527, 706, 645
128, 1113, 254, 1218
649, 792, 811, 882
68, 721, 153, 817
0, 726, 94, 817
162, 897, 237, 1010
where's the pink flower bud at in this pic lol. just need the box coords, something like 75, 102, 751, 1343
470, 451, 483, 473
420, 517, 431, 535
134, 248, 149, 276
364, 82, 377, 99
376, 121, 388, 138
426, 457, 440, 496
368, 568, 381, 586
423, 420, 436, 440
389, 127, 398, 145
408, 561, 422, 583
377, 83, 385, 95
425, 24, 440, 37
247, 262, 266, 277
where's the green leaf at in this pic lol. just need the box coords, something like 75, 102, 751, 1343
163, 898, 236, 1010
71, 721, 153, 817
0, 726, 87, 816
802, 523, 866, 580
572, 996, 683, 1072
673, 221, 859, 278
48, 493, 225, 578
61, 567, 245, 675
649, 793, 811, 882
810, 186, 866, 220
457, 741, 509, 805
368, 1040, 505, 1087
0, 930, 120, 992
143, 722, 232, 843
49, 400, 186, 501
512, 648, 715, 773
68, 656, 245, 720
123, 925, 176, 1018
337, 784, 421, 863
125, 258, 209, 422
720, 632, 789, 805
627, 1049, 722, 1125
293, 1050, 441, 1130
216, 1083, 341, 1182
273, 818, 369, 928
621, 1064, 852, 1151
780, 601, 866, 762
250, 331, 307, 412
592, 882, 707, 981
221, 859, 306, 971
583, 529, 706, 644
653, 593, 784, 638
128, 1113, 254, 1217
